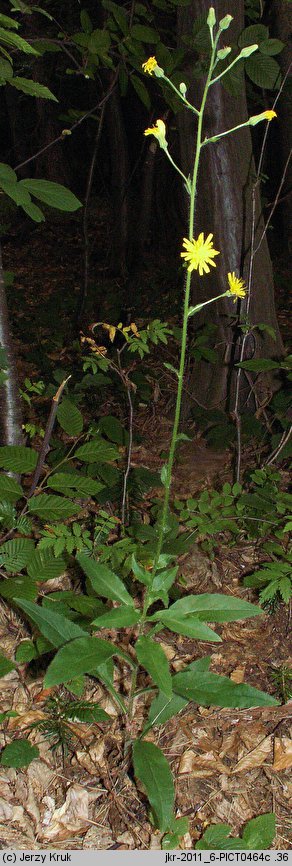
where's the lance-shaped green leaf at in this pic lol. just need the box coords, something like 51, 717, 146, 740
149, 610, 221, 642
77, 553, 134, 606
145, 658, 211, 731
133, 740, 175, 832
44, 635, 132, 687
131, 555, 151, 587
150, 593, 264, 623
151, 566, 178, 594
173, 669, 279, 708
136, 636, 172, 698
146, 692, 187, 732
14, 598, 88, 648
92, 606, 140, 628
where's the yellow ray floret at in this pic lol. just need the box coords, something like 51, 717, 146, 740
264, 110, 277, 121
227, 272, 247, 300
142, 56, 158, 75
249, 109, 277, 126
144, 119, 166, 144
181, 233, 220, 276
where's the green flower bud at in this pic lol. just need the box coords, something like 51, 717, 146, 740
217, 46, 232, 60
207, 7, 216, 29
239, 43, 258, 58
179, 82, 187, 97
219, 14, 233, 32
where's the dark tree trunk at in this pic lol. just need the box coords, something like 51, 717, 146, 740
177, 0, 284, 412
271, 0, 292, 247
0, 244, 23, 446
105, 88, 130, 279
33, 57, 70, 185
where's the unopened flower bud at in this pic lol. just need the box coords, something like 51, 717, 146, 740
179, 82, 187, 97
207, 7, 216, 29
218, 14, 233, 32
239, 43, 258, 58
217, 46, 232, 60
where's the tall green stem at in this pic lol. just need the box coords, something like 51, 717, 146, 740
126, 32, 219, 744
153, 39, 218, 575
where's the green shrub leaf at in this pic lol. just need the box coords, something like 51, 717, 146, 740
0, 474, 23, 503
0, 577, 37, 601
57, 398, 83, 436
0, 445, 37, 473
242, 813, 276, 849
196, 813, 276, 850
75, 439, 121, 463
15, 640, 37, 663
245, 54, 281, 89
133, 740, 175, 833
28, 493, 79, 520
19, 179, 82, 211
0, 650, 15, 677
1, 739, 39, 768
26, 548, 66, 582
0, 538, 35, 573
47, 472, 103, 497
11, 77, 57, 100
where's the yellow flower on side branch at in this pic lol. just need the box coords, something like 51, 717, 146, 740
181, 233, 220, 276
144, 119, 167, 149
142, 56, 158, 75
227, 272, 247, 301
249, 109, 277, 126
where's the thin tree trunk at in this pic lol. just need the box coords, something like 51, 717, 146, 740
0, 244, 23, 445
177, 0, 284, 412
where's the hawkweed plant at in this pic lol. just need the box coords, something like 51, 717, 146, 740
1, 9, 279, 849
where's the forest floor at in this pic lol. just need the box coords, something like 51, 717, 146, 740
0, 212, 291, 850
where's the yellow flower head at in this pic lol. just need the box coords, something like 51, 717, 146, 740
181, 232, 220, 276
142, 56, 158, 75
249, 109, 277, 126
227, 272, 247, 301
144, 119, 167, 149
264, 110, 277, 121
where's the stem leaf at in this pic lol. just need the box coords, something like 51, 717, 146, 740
133, 739, 175, 832
136, 636, 172, 698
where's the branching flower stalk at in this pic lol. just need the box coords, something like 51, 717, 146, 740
124, 8, 278, 746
